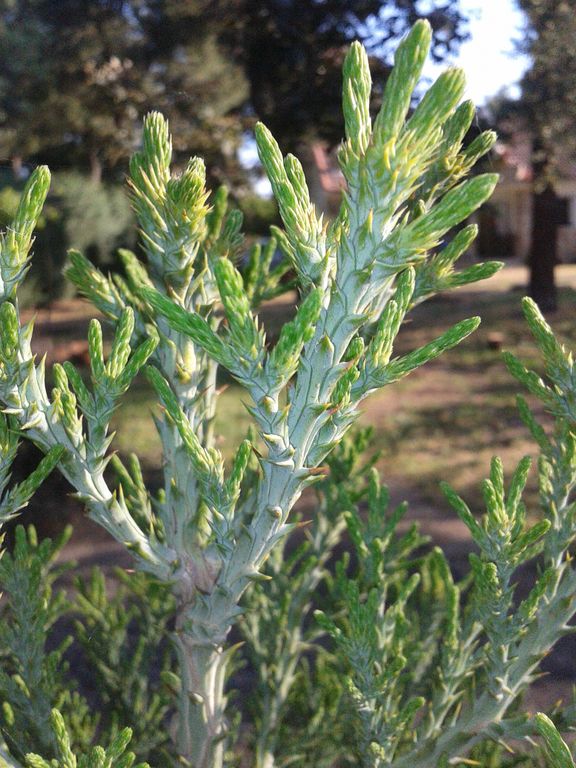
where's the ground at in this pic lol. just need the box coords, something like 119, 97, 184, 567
13, 259, 576, 712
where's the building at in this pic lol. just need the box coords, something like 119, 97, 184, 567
488, 131, 576, 262
303, 134, 576, 263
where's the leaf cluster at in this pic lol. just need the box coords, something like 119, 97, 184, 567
1, 20, 576, 768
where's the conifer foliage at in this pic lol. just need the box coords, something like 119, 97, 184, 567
0, 20, 574, 768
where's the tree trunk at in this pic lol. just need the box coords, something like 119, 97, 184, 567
172, 631, 228, 768
89, 151, 103, 184
528, 184, 560, 313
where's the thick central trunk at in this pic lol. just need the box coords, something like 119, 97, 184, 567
173, 628, 229, 768
528, 184, 561, 313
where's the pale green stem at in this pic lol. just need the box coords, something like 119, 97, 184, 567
0, 744, 22, 768
0, 305, 175, 576
155, 311, 226, 762
420, 628, 480, 741
173, 633, 228, 768
156, 337, 218, 552
15, 373, 171, 574
392, 563, 576, 768
166, 189, 392, 764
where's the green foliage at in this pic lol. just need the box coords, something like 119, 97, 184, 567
24, 709, 149, 768
0, 1, 467, 188
535, 714, 575, 768
0, 520, 180, 765
0, 174, 134, 305
241, 428, 380, 766
0, 187, 57, 233
0, 414, 65, 526
71, 569, 175, 763
223, 1, 467, 153
1, 21, 576, 768
0, 526, 96, 761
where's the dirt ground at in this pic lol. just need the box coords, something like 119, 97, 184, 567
12, 260, 576, 713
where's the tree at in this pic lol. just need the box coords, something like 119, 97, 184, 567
131, 0, 251, 188
0, 1, 148, 181
139, 0, 468, 190
0, 0, 249, 184
514, 0, 576, 312
218, 0, 468, 152
0, 0, 468, 185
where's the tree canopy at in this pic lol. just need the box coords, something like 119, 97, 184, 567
517, 0, 576, 172
509, 0, 576, 311
0, 0, 250, 184
0, 0, 468, 185
218, 0, 468, 152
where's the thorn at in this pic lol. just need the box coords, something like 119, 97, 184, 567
306, 465, 329, 476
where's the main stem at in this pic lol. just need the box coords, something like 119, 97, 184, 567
161, 312, 229, 767
168, 181, 391, 766
173, 629, 228, 768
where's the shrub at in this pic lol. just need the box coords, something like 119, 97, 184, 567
0, 173, 135, 305
53, 172, 135, 268
0, 20, 574, 768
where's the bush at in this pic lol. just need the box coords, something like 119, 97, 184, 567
53, 172, 135, 267
0, 21, 575, 768
0, 173, 134, 306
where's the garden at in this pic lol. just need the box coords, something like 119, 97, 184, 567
0, 14, 575, 768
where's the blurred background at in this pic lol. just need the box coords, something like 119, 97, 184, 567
1, 0, 574, 311
2, 0, 576, 560
2, 0, 576, 712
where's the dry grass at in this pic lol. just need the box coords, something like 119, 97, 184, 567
362, 267, 576, 520
77, 261, 576, 534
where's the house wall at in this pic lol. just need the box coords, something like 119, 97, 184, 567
305, 140, 576, 264
488, 179, 576, 263
482, 182, 532, 260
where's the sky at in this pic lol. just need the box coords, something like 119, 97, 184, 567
423, 0, 531, 105
243, 0, 532, 191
